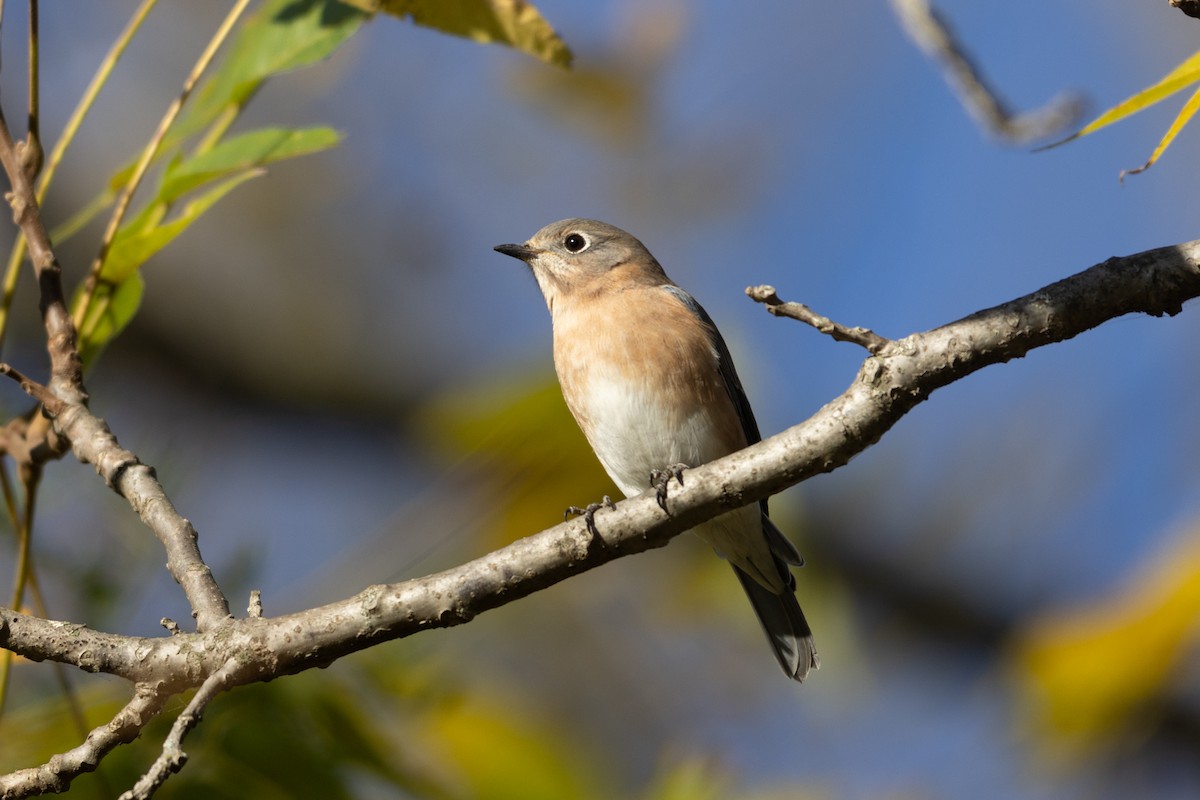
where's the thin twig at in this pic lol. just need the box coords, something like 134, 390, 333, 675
746, 285, 892, 353
23, 0, 41, 176
0, 460, 18, 717
0, 103, 83, 406
0, 0, 159, 355
0, 686, 168, 797
0, 93, 231, 630
0, 361, 63, 413
0, 462, 42, 711
890, 0, 1083, 144
119, 662, 239, 800
76, 0, 252, 326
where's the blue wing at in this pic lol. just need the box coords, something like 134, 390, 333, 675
659, 284, 761, 445
658, 284, 802, 566
661, 285, 815, 679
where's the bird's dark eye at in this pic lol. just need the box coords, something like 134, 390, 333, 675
564, 233, 588, 253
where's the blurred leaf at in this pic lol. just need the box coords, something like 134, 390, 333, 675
340, 0, 572, 68
1011, 523, 1200, 748
73, 126, 339, 362
1041, 50, 1200, 174
159, 126, 342, 203
0, 686, 128, 781
71, 169, 262, 364
102, 169, 263, 285
642, 756, 731, 800
418, 374, 616, 549
504, 4, 684, 148
53, 0, 363, 244
76, 272, 145, 366
417, 695, 608, 800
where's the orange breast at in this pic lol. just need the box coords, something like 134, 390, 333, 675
551, 285, 748, 496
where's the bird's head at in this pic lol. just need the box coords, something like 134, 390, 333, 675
495, 218, 667, 310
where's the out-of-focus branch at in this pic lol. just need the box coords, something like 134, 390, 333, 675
890, 0, 1084, 144
1170, 1, 1200, 21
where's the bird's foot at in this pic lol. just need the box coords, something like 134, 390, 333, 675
649, 463, 689, 513
565, 495, 616, 539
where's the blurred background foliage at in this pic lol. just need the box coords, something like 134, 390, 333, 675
1, 0, 1199, 798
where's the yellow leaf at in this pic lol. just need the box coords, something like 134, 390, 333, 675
341, 0, 573, 67
1010, 524, 1200, 751
417, 373, 616, 550
1120, 84, 1200, 179
417, 696, 607, 800
1040, 50, 1200, 149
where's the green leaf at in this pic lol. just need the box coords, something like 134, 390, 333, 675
179, 0, 367, 136
50, 185, 120, 244
159, 126, 341, 202
53, 1, 361, 248
103, 169, 263, 284
340, 0, 573, 68
77, 271, 145, 365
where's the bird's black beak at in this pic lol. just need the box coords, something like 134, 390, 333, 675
494, 243, 538, 262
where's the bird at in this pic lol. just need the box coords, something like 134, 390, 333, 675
494, 218, 819, 681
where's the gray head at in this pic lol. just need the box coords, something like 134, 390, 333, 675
495, 218, 669, 310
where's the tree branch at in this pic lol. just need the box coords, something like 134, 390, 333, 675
745, 285, 891, 353
0, 85, 231, 633
0, 685, 167, 797
890, 0, 1083, 143
118, 663, 239, 800
2, 236, 1197, 676
2, 238, 1197, 795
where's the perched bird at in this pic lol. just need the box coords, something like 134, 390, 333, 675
495, 218, 819, 681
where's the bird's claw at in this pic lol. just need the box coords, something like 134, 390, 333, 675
565, 495, 616, 538
649, 463, 689, 514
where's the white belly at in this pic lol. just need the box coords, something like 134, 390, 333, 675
580, 372, 727, 498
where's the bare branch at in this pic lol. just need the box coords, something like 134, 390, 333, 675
0, 241, 1195, 679
119, 663, 239, 800
0, 89, 231, 632
1, 238, 1197, 795
22, 0, 42, 178
0, 362, 62, 413
52, 401, 231, 630
746, 285, 892, 353
0, 685, 168, 797
890, 0, 1083, 143
0, 102, 82, 406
